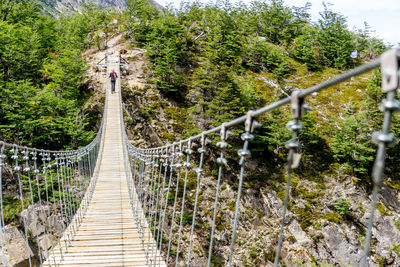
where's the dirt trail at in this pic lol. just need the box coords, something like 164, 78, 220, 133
84, 34, 148, 93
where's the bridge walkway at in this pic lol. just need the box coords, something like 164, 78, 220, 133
42, 55, 162, 266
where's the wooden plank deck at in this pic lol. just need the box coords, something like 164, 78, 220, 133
43, 56, 165, 267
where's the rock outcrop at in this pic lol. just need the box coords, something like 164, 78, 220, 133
0, 226, 38, 267
37, 0, 127, 15
0, 203, 65, 266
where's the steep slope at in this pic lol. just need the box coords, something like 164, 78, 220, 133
98, 36, 400, 266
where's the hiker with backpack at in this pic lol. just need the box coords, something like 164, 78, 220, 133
110, 69, 118, 94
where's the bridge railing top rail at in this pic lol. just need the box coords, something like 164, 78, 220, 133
0, 133, 101, 155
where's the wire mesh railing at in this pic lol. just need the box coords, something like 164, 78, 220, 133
123, 48, 400, 267
0, 89, 106, 267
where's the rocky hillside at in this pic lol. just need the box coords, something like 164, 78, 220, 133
35, 0, 126, 15
87, 34, 400, 266
118, 45, 400, 267
35, 0, 163, 15
39, 0, 124, 14
112, 2, 400, 263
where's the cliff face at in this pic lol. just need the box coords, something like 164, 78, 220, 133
36, 0, 127, 15
36, 0, 163, 15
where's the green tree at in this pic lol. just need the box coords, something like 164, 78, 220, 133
330, 72, 382, 176
0, 0, 110, 149
291, 26, 320, 71
247, 0, 310, 45
316, 3, 355, 68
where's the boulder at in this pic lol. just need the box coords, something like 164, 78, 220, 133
143, 125, 162, 146
46, 215, 65, 235
38, 234, 53, 251
288, 220, 311, 245
321, 222, 362, 266
20, 204, 51, 237
0, 225, 39, 267
380, 186, 400, 210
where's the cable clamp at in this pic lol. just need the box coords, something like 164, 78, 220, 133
381, 48, 400, 92
285, 139, 300, 149
241, 132, 254, 141
372, 131, 397, 146
220, 123, 233, 141
217, 155, 228, 166
238, 149, 251, 158
244, 110, 261, 133
380, 99, 400, 112
286, 121, 303, 132
291, 90, 305, 119
216, 141, 228, 149
198, 147, 207, 153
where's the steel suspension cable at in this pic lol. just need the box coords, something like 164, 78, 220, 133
360, 50, 400, 265
274, 91, 305, 266
146, 154, 158, 265
14, 147, 33, 267
158, 147, 175, 266
156, 153, 170, 267
186, 135, 207, 267
175, 140, 193, 266
41, 152, 57, 263
207, 125, 230, 267
151, 151, 163, 266
228, 112, 260, 267
24, 149, 44, 266
0, 144, 8, 267
166, 147, 183, 264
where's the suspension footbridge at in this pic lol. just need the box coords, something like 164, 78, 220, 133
0, 49, 399, 266
39, 57, 162, 266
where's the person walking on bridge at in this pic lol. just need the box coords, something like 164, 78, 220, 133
109, 69, 118, 94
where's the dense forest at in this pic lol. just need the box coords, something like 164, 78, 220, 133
0, 0, 117, 150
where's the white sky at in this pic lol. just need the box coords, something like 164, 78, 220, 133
157, 0, 400, 45
284, 0, 399, 45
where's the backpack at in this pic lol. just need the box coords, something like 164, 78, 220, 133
110, 72, 117, 81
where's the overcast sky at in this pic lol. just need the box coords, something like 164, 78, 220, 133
156, 0, 399, 45
284, 0, 399, 45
